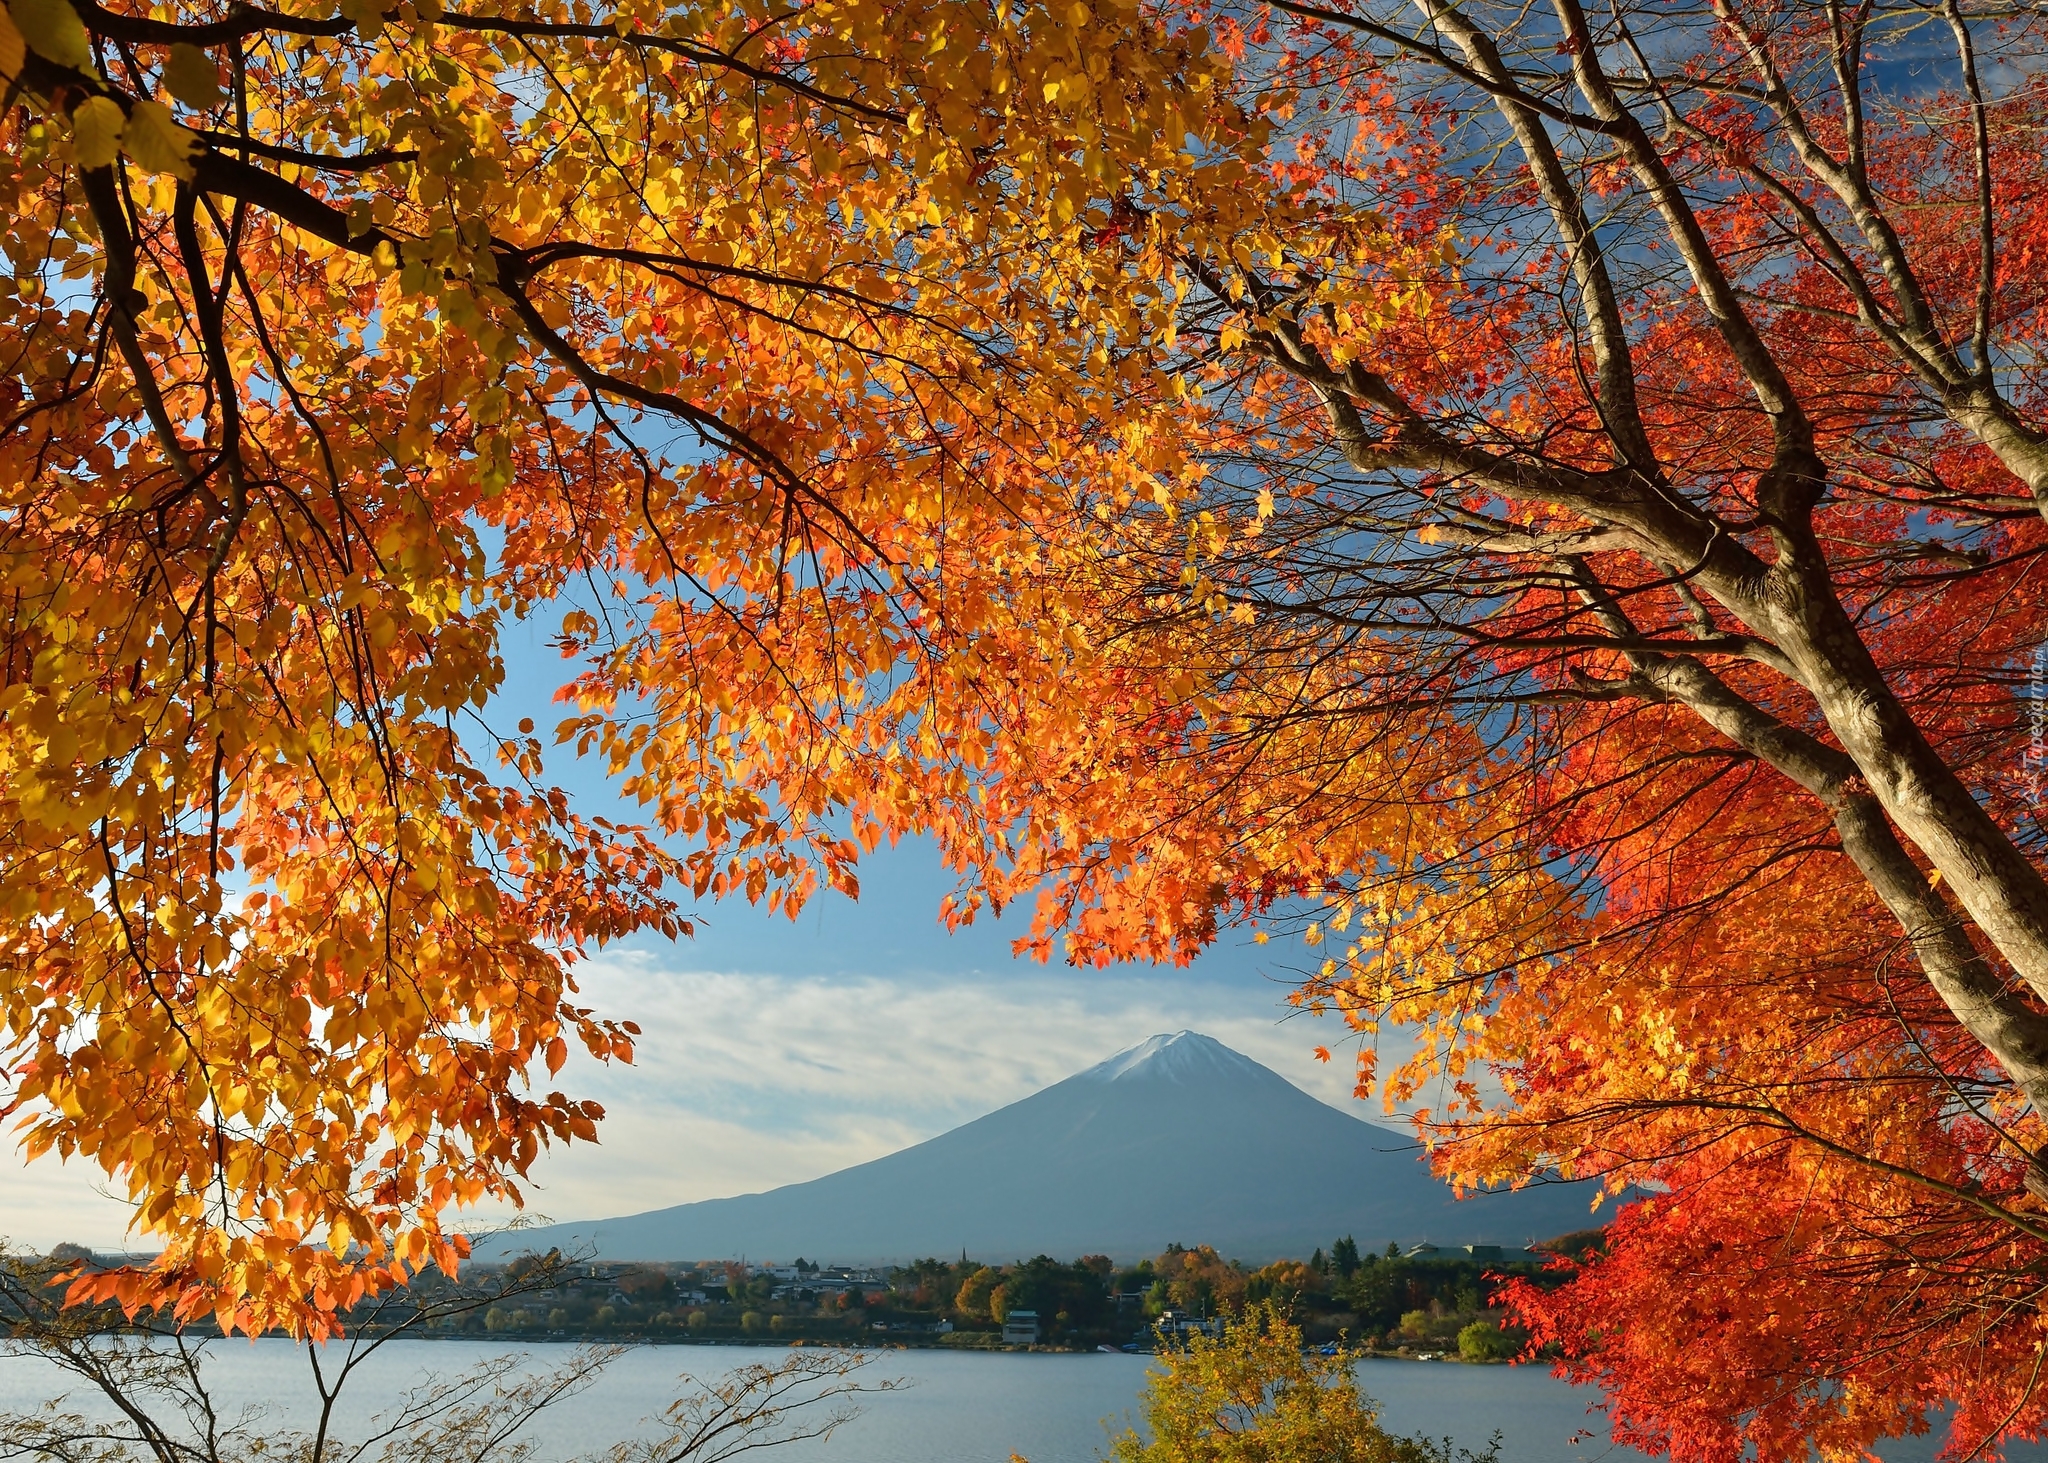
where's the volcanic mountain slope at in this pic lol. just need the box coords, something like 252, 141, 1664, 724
483, 1032, 1602, 1264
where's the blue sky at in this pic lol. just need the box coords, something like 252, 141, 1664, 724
0, 606, 1381, 1254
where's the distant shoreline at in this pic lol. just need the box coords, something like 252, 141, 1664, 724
330, 1333, 1510, 1363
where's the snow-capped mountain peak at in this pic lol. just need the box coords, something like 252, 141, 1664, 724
1078, 1030, 1266, 1085
478, 1028, 1599, 1263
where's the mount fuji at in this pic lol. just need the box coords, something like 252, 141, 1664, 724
481, 1031, 1602, 1265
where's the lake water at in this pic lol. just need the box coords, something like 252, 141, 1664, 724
0, 1339, 2031, 1463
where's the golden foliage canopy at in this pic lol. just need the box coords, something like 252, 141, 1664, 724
0, 0, 1437, 1332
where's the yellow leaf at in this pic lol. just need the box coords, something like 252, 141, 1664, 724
162, 43, 223, 108
8, 0, 88, 70
337, 0, 385, 39
0, 3, 24, 82
70, 95, 124, 171
121, 99, 198, 180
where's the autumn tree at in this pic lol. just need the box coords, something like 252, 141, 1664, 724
857, 0, 2048, 1454
1243, 1258, 1324, 1310
0, 0, 1293, 1334
1092, 1304, 1491, 1463
1147, 1244, 1246, 1316
951, 1266, 1001, 1323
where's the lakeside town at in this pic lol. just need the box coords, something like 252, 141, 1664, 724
20, 1236, 1593, 1362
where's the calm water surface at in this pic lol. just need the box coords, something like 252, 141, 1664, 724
0, 1340, 2032, 1463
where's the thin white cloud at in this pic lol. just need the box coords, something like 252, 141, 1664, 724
0, 955, 1391, 1250
475, 954, 1389, 1223
0, 1160, 145, 1257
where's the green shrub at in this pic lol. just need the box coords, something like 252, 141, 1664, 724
1457, 1321, 1518, 1363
